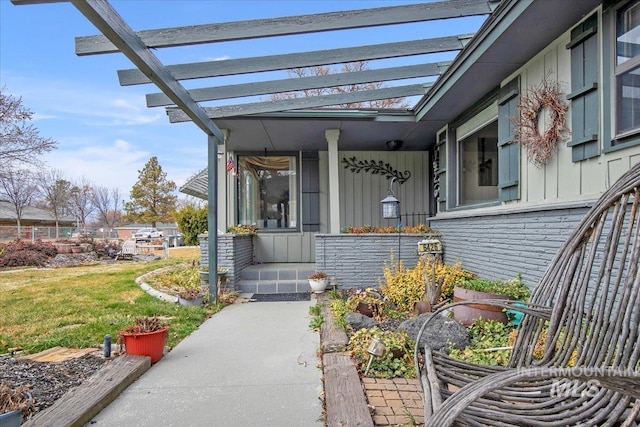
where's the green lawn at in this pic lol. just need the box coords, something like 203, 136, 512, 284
0, 247, 223, 354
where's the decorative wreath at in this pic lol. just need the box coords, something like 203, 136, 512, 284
513, 73, 570, 168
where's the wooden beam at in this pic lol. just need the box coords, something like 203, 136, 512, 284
167, 84, 430, 121
119, 35, 472, 86
66, 0, 223, 140
75, 0, 494, 55
147, 62, 449, 107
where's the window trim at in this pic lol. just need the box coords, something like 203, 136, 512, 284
605, 0, 640, 150
235, 151, 301, 233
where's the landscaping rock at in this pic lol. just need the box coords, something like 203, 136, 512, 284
345, 312, 377, 330
398, 313, 470, 352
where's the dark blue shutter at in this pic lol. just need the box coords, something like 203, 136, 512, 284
567, 13, 599, 162
435, 130, 447, 212
302, 152, 319, 231
498, 76, 520, 202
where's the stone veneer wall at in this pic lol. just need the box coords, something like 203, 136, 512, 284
315, 234, 429, 289
199, 234, 254, 290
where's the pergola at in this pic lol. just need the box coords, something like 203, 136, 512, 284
11, 0, 500, 300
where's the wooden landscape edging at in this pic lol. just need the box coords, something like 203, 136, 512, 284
318, 294, 374, 427
22, 355, 151, 427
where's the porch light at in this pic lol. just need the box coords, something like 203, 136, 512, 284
381, 177, 400, 219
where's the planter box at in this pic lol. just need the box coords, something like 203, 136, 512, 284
315, 233, 438, 289
452, 286, 513, 326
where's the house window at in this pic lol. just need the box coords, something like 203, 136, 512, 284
615, 1, 640, 136
459, 121, 499, 206
237, 155, 298, 230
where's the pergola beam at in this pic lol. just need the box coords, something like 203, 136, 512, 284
65, 0, 223, 140
167, 84, 430, 121
118, 35, 472, 86
146, 62, 449, 107
75, 0, 495, 55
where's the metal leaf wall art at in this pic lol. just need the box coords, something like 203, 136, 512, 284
341, 157, 411, 184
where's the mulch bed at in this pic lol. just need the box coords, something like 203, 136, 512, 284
0, 354, 106, 415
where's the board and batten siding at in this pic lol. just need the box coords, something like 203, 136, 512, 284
502, 13, 640, 206
338, 151, 430, 228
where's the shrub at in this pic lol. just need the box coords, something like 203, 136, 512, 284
0, 239, 57, 268
380, 256, 474, 312
348, 327, 415, 379
448, 319, 515, 366
380, 258, 426, 313
425, 258, 475, 302
226, 224, 257, 235
341, 224, 438, 234
175, 204, 208, 245
457, 275, 529, 300
329, 298, 349, 329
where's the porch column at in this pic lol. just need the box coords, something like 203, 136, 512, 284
219, 129, 229, 231
325, 129, 341, 234
207, 134, 221, 302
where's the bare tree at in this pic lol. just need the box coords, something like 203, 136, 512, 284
269, 61, 410, 109
0, 86, 57, 175
37, 169, 72, 238
0, 168, 39, 235
92, 185, 122, 230
68, 177, 95, 229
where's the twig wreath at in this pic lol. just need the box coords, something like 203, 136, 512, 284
513, 73, 570, 168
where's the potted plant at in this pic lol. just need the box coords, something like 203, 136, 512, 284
117, 316, 169, 364
0, 384, 34, 427
347, 288, 385, 318
176, 287, 204, 306
308, 271, 329, 293
453, 275, 529, 326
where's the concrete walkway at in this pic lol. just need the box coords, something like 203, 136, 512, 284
87, 299, 324, 426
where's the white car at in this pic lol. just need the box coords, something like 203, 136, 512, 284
133, 228, 163, 241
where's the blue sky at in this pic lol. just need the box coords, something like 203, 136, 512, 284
0, 0, 485, 200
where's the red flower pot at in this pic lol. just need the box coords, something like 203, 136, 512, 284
122, 328, 168, 364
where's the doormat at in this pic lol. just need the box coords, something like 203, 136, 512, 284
249, 293, 311, 302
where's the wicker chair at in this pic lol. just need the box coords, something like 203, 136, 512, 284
415, 161, 640, 426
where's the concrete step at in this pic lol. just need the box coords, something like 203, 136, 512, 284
237, 279, 311, 294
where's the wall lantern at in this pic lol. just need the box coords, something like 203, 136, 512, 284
381, 177, 400, 219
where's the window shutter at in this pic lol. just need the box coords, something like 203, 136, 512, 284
434, 129, 447, 212
302, 152, 319, 231
567, 13, 599, 162
498, 76, 520, 202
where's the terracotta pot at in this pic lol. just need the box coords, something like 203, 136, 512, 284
121, 328, 168, 364
452, 286, 513, 326
356, 301, 374, 317
414, 300, 432, 314
71, 246, 82, 253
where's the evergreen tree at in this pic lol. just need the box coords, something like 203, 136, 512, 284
125, 156, 177, 227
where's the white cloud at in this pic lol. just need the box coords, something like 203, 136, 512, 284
201, 55, 231, 61
42, 138, 150, 198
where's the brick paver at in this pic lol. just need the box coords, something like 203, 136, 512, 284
362, 378, 424, 426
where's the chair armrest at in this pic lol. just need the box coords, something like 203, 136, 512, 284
428, 366, 640, 426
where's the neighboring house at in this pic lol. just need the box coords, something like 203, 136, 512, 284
0, 200, 75, 227
35, 0, 640, 286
